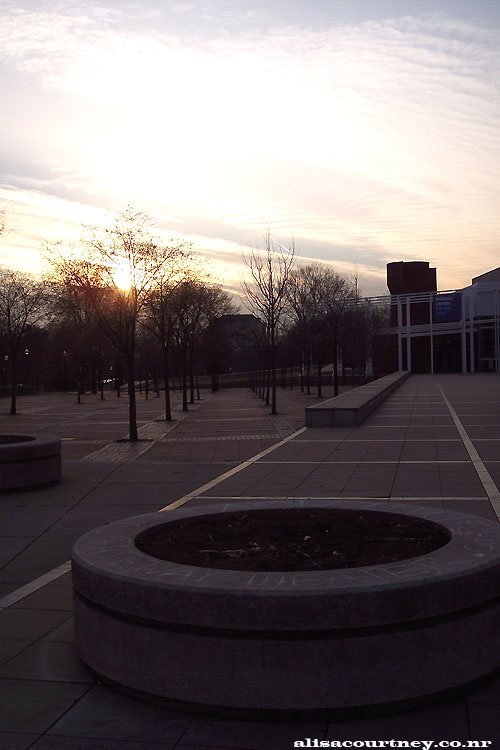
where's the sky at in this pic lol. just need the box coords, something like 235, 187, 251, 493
1, 0, 500, 299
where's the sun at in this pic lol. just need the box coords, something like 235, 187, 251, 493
112, 260, 133, 291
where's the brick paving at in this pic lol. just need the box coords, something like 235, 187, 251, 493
0, 376, 499, 748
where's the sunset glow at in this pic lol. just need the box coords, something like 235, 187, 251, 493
1, 1, 500, 296
112, 260, 133, 292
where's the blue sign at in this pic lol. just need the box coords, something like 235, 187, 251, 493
433, 293, 462, 323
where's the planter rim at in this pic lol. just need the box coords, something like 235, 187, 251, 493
0, 433, 61, 463
72, 500, 500, 630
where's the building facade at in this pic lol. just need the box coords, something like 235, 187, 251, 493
379, 261, 500, 374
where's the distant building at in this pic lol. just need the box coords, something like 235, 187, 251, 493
376, 261, 500, 373
208, 314, 265, 373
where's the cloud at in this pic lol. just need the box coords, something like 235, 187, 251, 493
0, 1, 499, 293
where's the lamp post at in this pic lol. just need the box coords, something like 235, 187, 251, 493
62, 351, 67, 393
24, 348, 29, 392
3, 354, 7, 396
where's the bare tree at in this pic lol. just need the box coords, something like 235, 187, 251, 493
48, 208, 187, 440
286, 264, 355, 397
141, 274, 186, 420
242, 231, 295, 414
166, 277, 235, 411
50, 274, 112, 402
0, 270, 50, 415
318, 266, 354, 396
286, 264, 325, 395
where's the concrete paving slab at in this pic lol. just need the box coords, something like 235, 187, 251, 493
264, 442, 342, 461
41, 617, 74, 643
0, 583, 19, 597
467, 674, 500, 705
0, 732, 39, 750
467, 426, 500, 439
178, 717, 326, 749
0, 639, 32, 665
1, 379, 499, 745
326, 702, 470, 740
467, 704, 500, 745
47, 505, 160, 536
12, 581, 73, 610
0, 609, 71, 640
102, 462, 225, 484
0, 538, 34, 568
0, 678, 90, 733
0, 536, 77, 583
0, 507, 69, 536
0, 641, 94, 682
31, 737, 172, 750
47, 685, 192, 743
474, 441, 500, 460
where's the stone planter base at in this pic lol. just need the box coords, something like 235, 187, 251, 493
0, 434, 61, 490
72, 501, 500, 717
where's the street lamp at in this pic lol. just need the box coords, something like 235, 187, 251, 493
24, 349, 29, 392
62, 351, 67, 393
2, 355, 7, 396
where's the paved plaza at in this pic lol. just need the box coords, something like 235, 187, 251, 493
0, 375, 499, 748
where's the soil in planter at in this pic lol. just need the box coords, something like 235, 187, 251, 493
136, 508, 450, 572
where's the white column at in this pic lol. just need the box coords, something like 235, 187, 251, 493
429, 293, 434, 374
495, 289, 499, 373
406, 297, 412, 372
397, 297, 403, 371
461, 293, 467, 374
469, 294, 475, 373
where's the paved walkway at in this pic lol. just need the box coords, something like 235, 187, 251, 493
0, 376, 499, 748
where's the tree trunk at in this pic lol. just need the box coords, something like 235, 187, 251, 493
270, 334, 277, 414
127, 354, 138, 441
189, 373, 195, 404
163, 346, 172, 421
77, 366, 82, 405
182, 347, 188, 412
333, 338, 339, 397
9, 355, 17, 416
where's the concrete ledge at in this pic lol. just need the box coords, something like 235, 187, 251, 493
72, 500, 500, 715
0, 434, 61, 490
305, 370, 410, 427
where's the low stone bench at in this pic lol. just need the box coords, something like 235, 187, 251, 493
0, 434, 61, 490
305, 370, 410, 427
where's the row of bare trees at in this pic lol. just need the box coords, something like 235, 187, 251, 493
0, 209, 384, 431
0, 209, 235, 439
241, 233, 380, 415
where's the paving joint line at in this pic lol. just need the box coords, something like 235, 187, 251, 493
190, 494, 485, 502
160, 427, 307, 511
438, 385, 500, 521
81, 401, 187, 461
0, 561, 72, 610
0, 394, 296, 608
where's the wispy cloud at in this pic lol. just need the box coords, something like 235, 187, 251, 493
1, 1, 499, 293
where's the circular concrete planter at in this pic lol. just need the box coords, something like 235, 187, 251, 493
72, 500, 500, 717
0, 434, 61, 490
